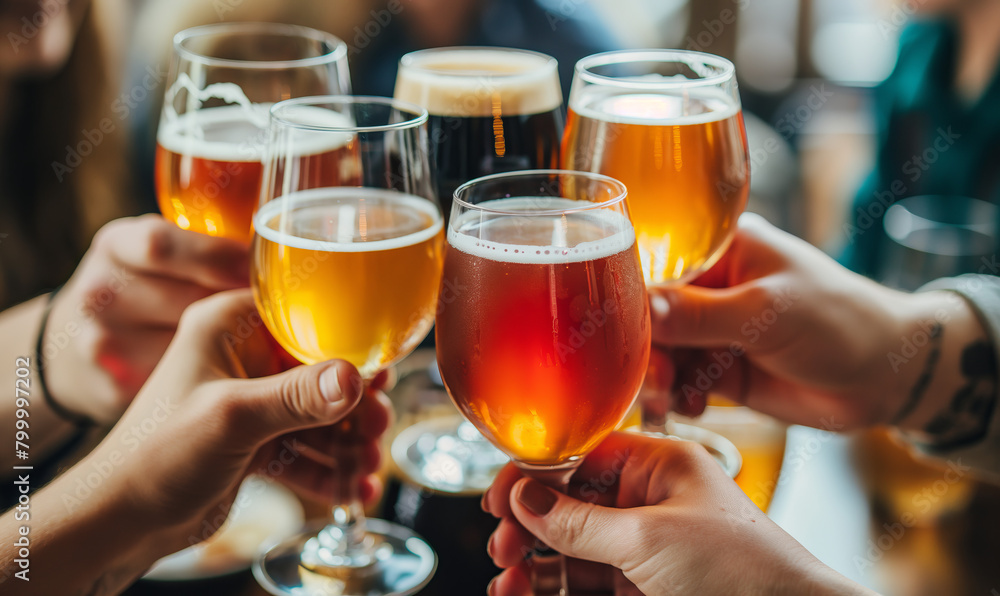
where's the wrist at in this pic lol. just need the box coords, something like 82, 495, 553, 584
883, 290, 991, 434
38, 289, 104, 427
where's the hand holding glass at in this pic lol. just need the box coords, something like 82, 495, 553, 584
251, 97, 441, 596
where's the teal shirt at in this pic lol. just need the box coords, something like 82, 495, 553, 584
842, 21, 1000, 276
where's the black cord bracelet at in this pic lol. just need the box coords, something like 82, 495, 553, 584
36, 285, 94, 427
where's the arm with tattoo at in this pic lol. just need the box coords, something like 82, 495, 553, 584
891, 291, 999, 451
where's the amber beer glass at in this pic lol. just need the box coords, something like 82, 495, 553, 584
436, 171, 650, 595
156, 23, 351, 242
251, 97, 441, 596
394, 47, 563, 222
563, 50, 749, 285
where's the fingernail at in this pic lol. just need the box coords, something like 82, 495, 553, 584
650, 293, 669, 321
320, 367, 345, 404
487, 578, 497, 596
487, 532, 496, 558
481, 490, 491, 514
321, 365, 361, 404
517, 479, 557, 517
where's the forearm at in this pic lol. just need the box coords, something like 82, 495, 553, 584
0, 296, 76, 470
889, 290, 996, 447
0, 452, 165, 594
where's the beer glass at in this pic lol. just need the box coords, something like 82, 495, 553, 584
564, 49, 749, 285
251, 97, 440, 595
879, 195, 998, 291
392, 47, 566, 493
564, 50, 750, 435
436, 171, 650, 596
156, 23, 351, 243
394, 46, 564, 224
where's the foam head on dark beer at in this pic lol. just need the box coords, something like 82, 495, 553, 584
394, 48, 562, 117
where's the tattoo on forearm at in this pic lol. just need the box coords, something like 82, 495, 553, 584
891, 323, 943, 425
922, 340, 998, 449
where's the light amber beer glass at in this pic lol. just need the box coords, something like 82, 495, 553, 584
563, 50, 749, 285
436, 171, 650, 595
251, 97, 440, 596
155, 23, 351, 242
254, 188, 443, 376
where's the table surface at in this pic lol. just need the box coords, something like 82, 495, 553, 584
123, 354, 1000, 596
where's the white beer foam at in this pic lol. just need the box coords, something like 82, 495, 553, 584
394, 49, 562, 117
570, 86, 740, 126
255, 187, 443, 253
448, 198, 635, 265
158, 104, 354, 162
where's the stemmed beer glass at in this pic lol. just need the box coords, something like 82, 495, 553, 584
436, 170, 651, 595
563, 50, 750, 435
156, 22, 351, 242
251, 97, 441, 595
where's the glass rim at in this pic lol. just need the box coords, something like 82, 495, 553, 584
270, 95, 429, 133
452, 169, 628, 217
173, 22, 348, 70
575, 49, 735, 89
398, 46, 558, 78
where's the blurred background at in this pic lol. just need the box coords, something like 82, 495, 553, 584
3, 0, 998, 594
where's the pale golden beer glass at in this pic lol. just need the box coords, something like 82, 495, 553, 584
565, 50, 750, 437
563, 50, 749, 286
251, 97, 440, 596
156, 23, 351, 242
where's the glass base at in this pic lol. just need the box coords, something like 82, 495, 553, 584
630, 421, 743, 479
253, 519, 436, 596
391, 415, 509, 494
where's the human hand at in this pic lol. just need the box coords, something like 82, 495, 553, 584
43, 215, 249, 424
645, 213, 985, 432
483, 432, 872, 596
69, 289, 390, 556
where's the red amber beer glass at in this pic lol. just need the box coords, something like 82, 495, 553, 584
436, 170, 650, 595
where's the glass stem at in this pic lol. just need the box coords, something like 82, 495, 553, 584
328, 499, 369, 555
308, 385, 377, 570
523, 465, 576, 596
641, 404, 670, 435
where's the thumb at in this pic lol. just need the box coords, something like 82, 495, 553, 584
510, 478, 640, 568
215, 360, 364, 443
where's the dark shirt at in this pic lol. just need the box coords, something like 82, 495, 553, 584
349, 0, 620, 98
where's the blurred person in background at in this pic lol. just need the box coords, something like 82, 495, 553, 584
842, 0, 1000, 275
0, 0, 250, 498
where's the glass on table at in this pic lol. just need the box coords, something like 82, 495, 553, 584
878, 195, 998, 291
675, 396, 787, 511
251, 96, 441, 596
155, 22, 351, 243
435, 170, 650, 596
